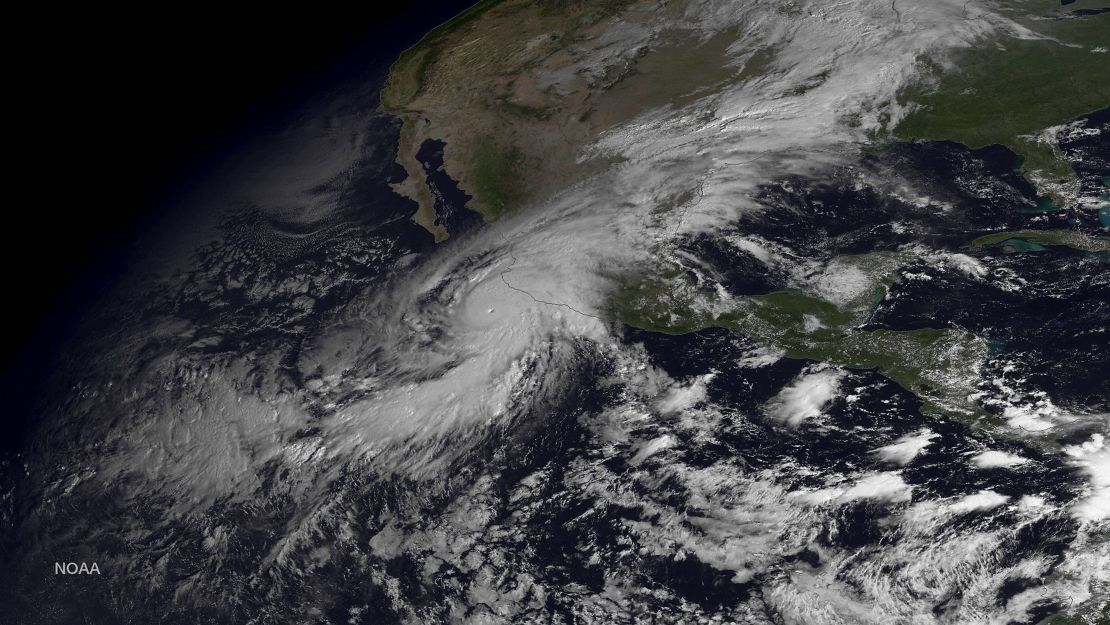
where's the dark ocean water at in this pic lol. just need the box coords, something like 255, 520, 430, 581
2, 9, 1107, 620
0, 1, 480, 453
417, 138, 486, 234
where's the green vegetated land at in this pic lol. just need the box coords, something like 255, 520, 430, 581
468, 140, 530, 219
894, 5, 1110, 200
608, 256, 993, 423
971, 229, 1110, 253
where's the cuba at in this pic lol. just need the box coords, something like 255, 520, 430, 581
54, 562, 100, 574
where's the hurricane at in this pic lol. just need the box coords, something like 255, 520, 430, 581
2, 1, 1108, 623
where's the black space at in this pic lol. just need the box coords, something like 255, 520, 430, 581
4, 3, 477, 445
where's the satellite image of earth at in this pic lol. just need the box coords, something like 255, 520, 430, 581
2, 1, 1109, 623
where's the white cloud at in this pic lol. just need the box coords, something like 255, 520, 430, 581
1064, 433, 1110, 523
737, 345, 784, 368
809, 260, 874, 307
949, 490, 1009, 514
794, 471, 913, 506
766, 367, 846, 427
1018, 495, 1048, 511
630, 435, 677, 465
656, 373, 714, 414
842, 472, 914, 503
945, 253, 987, 279
871, 430, 937, 466
971, 450, 1029, 469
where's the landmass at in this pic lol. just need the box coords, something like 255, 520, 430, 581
893, 0, 1110, 204
380, 0, 772, 238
